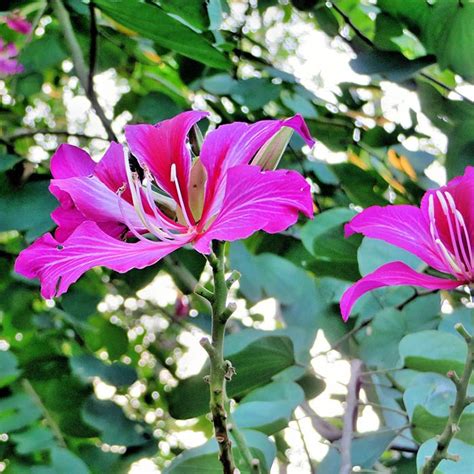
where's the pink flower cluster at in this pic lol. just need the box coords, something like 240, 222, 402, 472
0, 11, 32, 76
15, 112, 315, 298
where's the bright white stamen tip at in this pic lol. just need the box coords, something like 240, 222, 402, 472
170, 163, 177, 182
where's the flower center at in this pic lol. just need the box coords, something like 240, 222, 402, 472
428, 191, 474, 281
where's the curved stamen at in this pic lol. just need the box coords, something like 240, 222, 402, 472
170, 163, 194, 228
428, 194, 465, 277
116, 185, 157, 244
444, 191, 474, 272
122, 153, 178, 241
435, 191, 470, 279
142, 167, 183, 232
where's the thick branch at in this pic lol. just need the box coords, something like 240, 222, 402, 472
421, 324, 474, 474
51, 0, 117, 141
339, 359, 363, 474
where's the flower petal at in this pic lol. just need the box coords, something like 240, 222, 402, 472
340, 261, 461, 321
14, 221, 187, 299
50, 144, 96, 179
125, 111, 209, 216
345, 205, 449, 273
199, 115, 314, 221
193, 165, 313, 254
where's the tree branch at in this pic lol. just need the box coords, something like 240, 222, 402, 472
340, 359, 363, 474
421, 323, 474, 473
51, 0, 118, 142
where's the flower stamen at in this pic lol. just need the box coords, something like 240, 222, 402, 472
170, 163, 194, 228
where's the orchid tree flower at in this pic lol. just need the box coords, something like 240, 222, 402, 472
0, 39, 23, 76
340, 167, 474, 321
15, 111, 315, 299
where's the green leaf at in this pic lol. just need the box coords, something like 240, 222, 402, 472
318, 430, 398, 473
0, 350, 21, 388
0, 154, 22, 172
233, 381, 305, 434
94, 0, 230, 69
0, 393, 41, 433
11, 426, 55, 455
32, 447, 90, 474
70, 355, 137, 387
167, 335, 295, 419
399, 330, 467, 376
350, 50, 434, 83
84, 318, 129, 361
160, 0, 208, 31
301, 208, 361, 280
445, 120, 474, 180
0, 180, 56, 240
231, 79, 281, 111
403, 372, 474, 444
164, 429, 275, 473
82, 397, 151, 447
19, 32, 67, 73
417, 439, 473, 473
359, 294, 440, 369
280, 90, 318, 119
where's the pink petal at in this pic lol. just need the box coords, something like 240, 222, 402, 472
421, 166, 474, 255
14, 221, 187, 299
193, 165, 313, 254
345, 205, 449, 274
50, 144, 96, 179
6, 17, 32, 35
340, 261, 461, 321
49, 175, 143, 230
125, 111, 209, 220
0, 58, 23, 75
199, 115, 314, 222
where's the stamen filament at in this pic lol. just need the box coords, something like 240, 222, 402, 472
170, 163, 194, 228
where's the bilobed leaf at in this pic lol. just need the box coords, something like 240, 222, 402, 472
417, 439, 473, 473
167, 335, 295, 419
164, 429, 275, 473
399, 330, 467, 376
0, 154, 22, 172
94, 0, 230, 69
233, 381, 305, 434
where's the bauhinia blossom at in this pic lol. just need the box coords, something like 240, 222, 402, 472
340, 167, 474, 321
15, 111, 315, 299
0, 39, 23, 76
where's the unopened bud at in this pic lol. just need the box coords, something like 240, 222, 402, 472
251, 127, 294, 170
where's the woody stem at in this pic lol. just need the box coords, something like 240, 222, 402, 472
421, 323, 474, 474
199, 241, 237, 473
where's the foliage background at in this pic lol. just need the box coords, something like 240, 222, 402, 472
0, 0, 473, 472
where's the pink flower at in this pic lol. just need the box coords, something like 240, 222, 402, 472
0, 39, 23, 76
5, 12, 32, 35
340, 167, 474, 321
15, 111, 315, 299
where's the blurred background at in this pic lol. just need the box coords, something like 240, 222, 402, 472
0, 0, 473, 472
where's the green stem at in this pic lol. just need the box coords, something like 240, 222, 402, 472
421, 323, 474, 474
229, 412, 261, 474
51, 0, 117, 141
198, 241, 255, 473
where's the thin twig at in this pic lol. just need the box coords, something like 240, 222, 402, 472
340, 359, 363, 474
421, 324, 474, 473
88, 1, 98, 96
6, 129, 108, 141
51, 0, 117, 141
329, 2, 474, 104
294, 415, 316, 473
22, 379, 67, 448
229, 412, 261, 473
